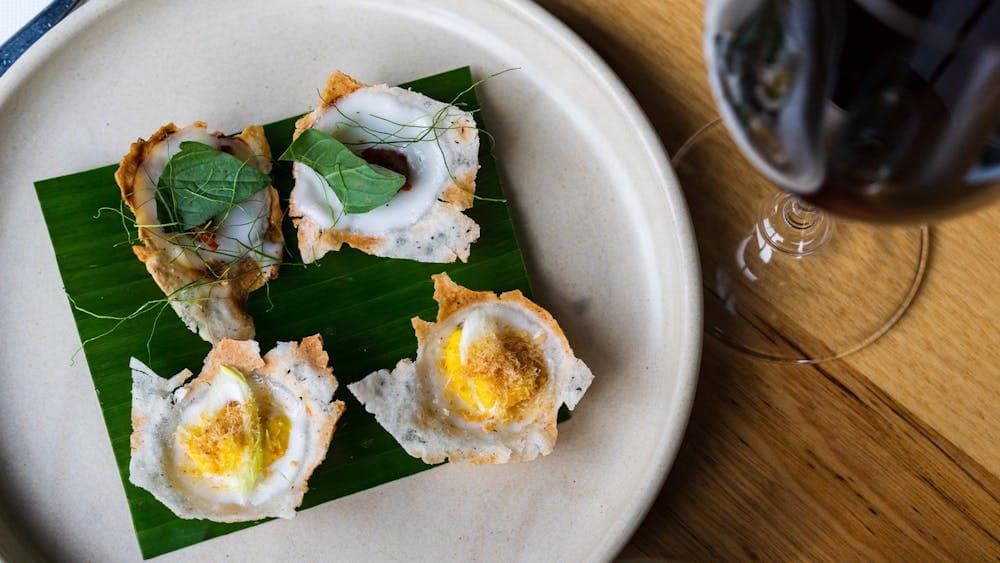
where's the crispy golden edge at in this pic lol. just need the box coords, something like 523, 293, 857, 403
265, 185, 283, 249
117, 123, 201, 299
438, 116, 479, 209
492, 287, 566, 456
222, 257, 270, 299
293, 71, 366, 139
294, 199, 474, 264
411, 318, 434, 344
299, 396, 346, 493
114, 122, 283, 324
293, 215, 384, 260
235, 124, 272, 164
234, 185, 285, 294
289, 334, 329, 372
130, 366, 193, 454
115, 122, 188, 215
200, 339, 267, 380
430, 272, 498, 322
235, 125, 284, 271
498, 290, 574, 354
259, 334, 345, 496
439, 170, 477, 210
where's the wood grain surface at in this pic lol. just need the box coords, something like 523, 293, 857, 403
534, 0, 1000, 560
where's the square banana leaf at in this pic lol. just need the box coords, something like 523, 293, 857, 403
35, 67, 532, 559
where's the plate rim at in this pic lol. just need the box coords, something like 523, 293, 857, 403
0, 0, 703, 560
486, 1, 703, 559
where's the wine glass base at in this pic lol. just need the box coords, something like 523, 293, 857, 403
673, 120, 929, 364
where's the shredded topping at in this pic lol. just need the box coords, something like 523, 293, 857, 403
442, 324, 547, 422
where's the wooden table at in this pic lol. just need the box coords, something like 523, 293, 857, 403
535, 1, 1000, 559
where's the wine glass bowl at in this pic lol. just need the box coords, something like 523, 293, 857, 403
707, 0, 1000, 223
674, 0, 997, 362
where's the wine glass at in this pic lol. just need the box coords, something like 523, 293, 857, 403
672, 0, 1000, 363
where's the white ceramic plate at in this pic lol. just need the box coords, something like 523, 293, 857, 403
0, 0, 701, 560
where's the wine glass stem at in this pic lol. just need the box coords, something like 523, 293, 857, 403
787, 199, 818, 228
671, 119, 835, 258
758, 192, 834, 257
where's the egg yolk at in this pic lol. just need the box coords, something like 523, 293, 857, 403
442, 325, 547, 422
182, 400, 260, 477
179, 366, 291, 484
263, 414, 291, 468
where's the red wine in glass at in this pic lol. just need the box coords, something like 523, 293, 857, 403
709, 0, 1000, 222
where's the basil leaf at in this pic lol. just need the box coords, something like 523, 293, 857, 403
279, 128, 406, 214
157, 141, 271, 229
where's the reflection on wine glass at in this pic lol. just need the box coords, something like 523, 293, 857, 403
674, 0, 998, 363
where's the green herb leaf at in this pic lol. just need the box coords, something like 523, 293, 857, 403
279, 128, 406, 214
157, 141, 271, 229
